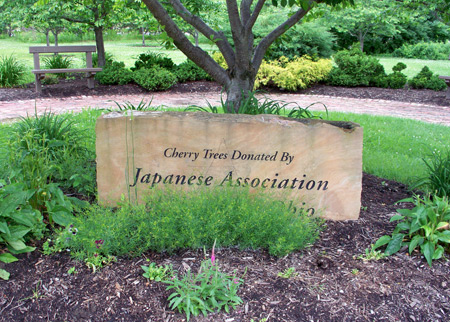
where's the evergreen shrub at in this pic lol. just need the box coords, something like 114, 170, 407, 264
409, 66, 447, 91
327, 48, 387, 87
95, 61, 134, 85
133, 66, 177, 91
174, 59, 211, 82
131, 52, 175, 71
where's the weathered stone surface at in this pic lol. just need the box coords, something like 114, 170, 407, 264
96, 111, 363, 220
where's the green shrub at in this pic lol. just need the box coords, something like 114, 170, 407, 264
46, 186, 323, 263
131, 52, 175, 72
133, 67, 177, 91
7, 112, 96, 197
386, 72, 408, 89
393, 41, 450, 60
256, 56, 332, 91
327, 49, 387, 87
174, 59, 211, 82
43, 54, 73, 78
409, 66, 447, 91
95, 61, 134, 85
414, 149, 450, 198
265, 22, 335, 60
0, 55, 26, 87
374, 194, 450, 267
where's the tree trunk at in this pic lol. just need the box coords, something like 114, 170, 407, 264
46, 30, 50, 46
224, 67, 255, 113
52, 30, 59, 46
141, 27, 146, 46
358, 31, 364, 52
94, 26, 106, 67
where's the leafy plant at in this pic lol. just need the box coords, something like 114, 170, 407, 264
327, 48, 387, 87
44, 186, 322, 266
91, 51, 114, 67
174, 59, 211, 83
413, 149, 450, 198
43, 54, 73, 78
373, 194, 450, 266
108, 98, 161, 112
133, 67, 177, 91
409, 66, 447, 91
393, 41, 450, 60
256, 56, 332, 91
95, 61, 134, 85
131, 52, 175, 71
141, 261, 174, 282
164, 245, 244, 321
187, 90, 327, 119
0, 55, 26, 87
277, 267, 297, 279
356, 244, 386, 261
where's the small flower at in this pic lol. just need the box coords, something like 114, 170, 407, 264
211, 240, 216, 266
94, 253, 98, 257
95, 239, 104, 249
233, 278, 239, 284
68, 226, 78, 235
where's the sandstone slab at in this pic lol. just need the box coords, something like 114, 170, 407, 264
96, 111, 363, 220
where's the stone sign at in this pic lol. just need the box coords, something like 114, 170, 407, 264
96, 111, 363, 220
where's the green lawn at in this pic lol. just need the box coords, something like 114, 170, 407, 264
377, 57, 450, 78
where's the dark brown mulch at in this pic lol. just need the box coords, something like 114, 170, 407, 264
1, 173, 449, 322
0, 77, 449, 108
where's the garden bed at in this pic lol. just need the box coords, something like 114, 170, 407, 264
0, 77, 449, 108
1, 173, 449, 321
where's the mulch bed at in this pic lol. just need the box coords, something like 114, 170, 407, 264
0, 80, 449, 321
0, 77, 449, 108
1, 174, 449, 322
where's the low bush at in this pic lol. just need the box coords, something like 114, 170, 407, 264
327, 48, 387, 87
7, 112, 96, 197
174, 59, 211, 82
43, 54, 73, 78
393, 41, 450, 60
256, 56, 332, 91
133, 66, 177, 91
45, 186, 323, 264
265, 22, 335, 60
414, 149, 450, 198
131, 52, 175, 72
95, 61, 134, 85
409, 66, 447, 91
374, 194, 450, 267
0, 55, 26, 87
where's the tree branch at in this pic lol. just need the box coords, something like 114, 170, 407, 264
142, 0, 230, 86
246, 0, 266, 31
253, 3, 314, 71
169, 0, 235, 67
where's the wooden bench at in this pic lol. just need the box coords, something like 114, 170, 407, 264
439, 75, 450, 84
29, 45, 102, 93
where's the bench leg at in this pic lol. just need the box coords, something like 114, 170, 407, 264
34, 74, 42, 94
87, 73, 95, 89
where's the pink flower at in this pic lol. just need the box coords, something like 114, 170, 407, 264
233, 278, 239, 284
211, 240, 216, 266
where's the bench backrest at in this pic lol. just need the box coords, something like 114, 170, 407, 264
29, 45, 97, 54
